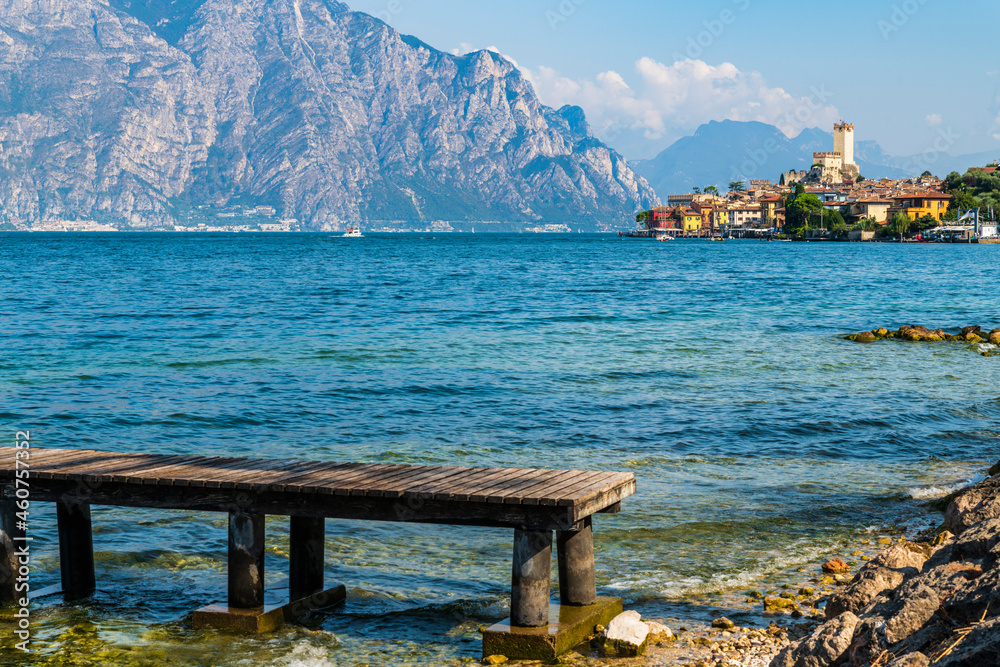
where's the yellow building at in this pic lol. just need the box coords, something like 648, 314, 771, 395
679, 208, 702, 232
759, 196, 782, 226
890, 192, 952, 221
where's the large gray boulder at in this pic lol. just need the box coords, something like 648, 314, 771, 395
945, 477, 1000, 534
825, 543, 929, 619
769, 612, 859, 667
934, 618, 1000, 666
942, 567, 1000, 626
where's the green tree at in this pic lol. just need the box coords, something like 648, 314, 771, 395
728, 180, 746, 192
944, 171, 963, 191
911, 214, 938, 234
886, 211, 911, 238
852, 217, 879, 232
921, 170, 935, 179
784, 192, 823, 231
693, 187, 701, 195
807, 209, 845, 231
704, 186, 719, 196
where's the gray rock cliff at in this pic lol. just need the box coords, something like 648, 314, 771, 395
0, 0, 658, 228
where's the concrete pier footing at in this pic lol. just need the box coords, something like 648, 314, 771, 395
482, 597, 623, 661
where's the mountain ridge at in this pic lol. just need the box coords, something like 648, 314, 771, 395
633, 119, 991, 197
0, 0, 658, 229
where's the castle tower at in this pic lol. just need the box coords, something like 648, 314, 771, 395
833, 122, 855, 168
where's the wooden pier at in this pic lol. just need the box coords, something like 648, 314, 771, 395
0, 447, 635, 659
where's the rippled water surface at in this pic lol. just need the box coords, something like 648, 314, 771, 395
1, 233, 998, 665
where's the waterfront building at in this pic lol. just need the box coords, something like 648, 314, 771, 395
889, 192, 952, 221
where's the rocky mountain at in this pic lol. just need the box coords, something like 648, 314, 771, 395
0, 0, 658, 229
633, 120, 926, 197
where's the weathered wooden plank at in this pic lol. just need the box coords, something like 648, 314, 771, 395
437, 468, 525, 501
328, 465, 423, 497
356, 464, 453, 496
218, 459, 310, 490
203, 458, 287, 489
469, 469, 568, 503
520, 471, 612, 505
136, 457, 242, 487
490, 469, 590, 504
253, 461, 357, 493
552, 472, 635, 506
23, 477, 583, 530
352, 466, 441, 497
0, 449, 637, 524
110, 455, 192, 483
572, 478, 638, 523
54, 455, 157, 483
277, 462, 383, 494
181, 458, 268, 488
380, 465, 477, 498
123, 456, 228, 486
231, 459, 328, 491
22, 450, 126, 480
19, 449, 113, 475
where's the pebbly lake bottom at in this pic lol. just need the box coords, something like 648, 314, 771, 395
2, 234, 1000, 665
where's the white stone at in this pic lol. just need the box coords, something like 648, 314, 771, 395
603, 610, 650, 657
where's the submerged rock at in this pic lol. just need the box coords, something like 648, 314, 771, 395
822, 558, 850, 573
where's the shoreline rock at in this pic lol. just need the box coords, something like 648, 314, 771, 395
846, 325, 1000, 355
769, 461, 1000, 667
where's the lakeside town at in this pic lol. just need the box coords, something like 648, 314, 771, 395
3, 122, 999, 240
630, 122, 1000, 243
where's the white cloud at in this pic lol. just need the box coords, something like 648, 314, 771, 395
925, 114, 943, 127
522, 58, 839, 153
450, 43, 520, 69
450, 42, 476, 56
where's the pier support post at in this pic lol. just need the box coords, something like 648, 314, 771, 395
1, 490, 26, 607
228, 511, 265, 609
556, 516, 597, 607
289, 516, 324, 601
56, 502, 96, 598
510, 528, 551, 628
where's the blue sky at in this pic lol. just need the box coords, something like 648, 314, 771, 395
347, 0, 1000, 161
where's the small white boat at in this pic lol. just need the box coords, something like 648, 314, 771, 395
655, 233, 674, 241
343, 227, 363, 238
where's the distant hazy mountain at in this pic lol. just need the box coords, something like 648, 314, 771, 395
0, 0, 657, 229
631, 120, 984, 197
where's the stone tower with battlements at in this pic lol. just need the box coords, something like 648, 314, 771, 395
833, 122, 855, 170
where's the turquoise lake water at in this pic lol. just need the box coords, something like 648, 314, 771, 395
1, 233, 998, 666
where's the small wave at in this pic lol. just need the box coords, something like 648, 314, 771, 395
165, 358, 273, 369
277, 643, 339, 667
907, 472, 987, 499
607, 540, 835, 598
